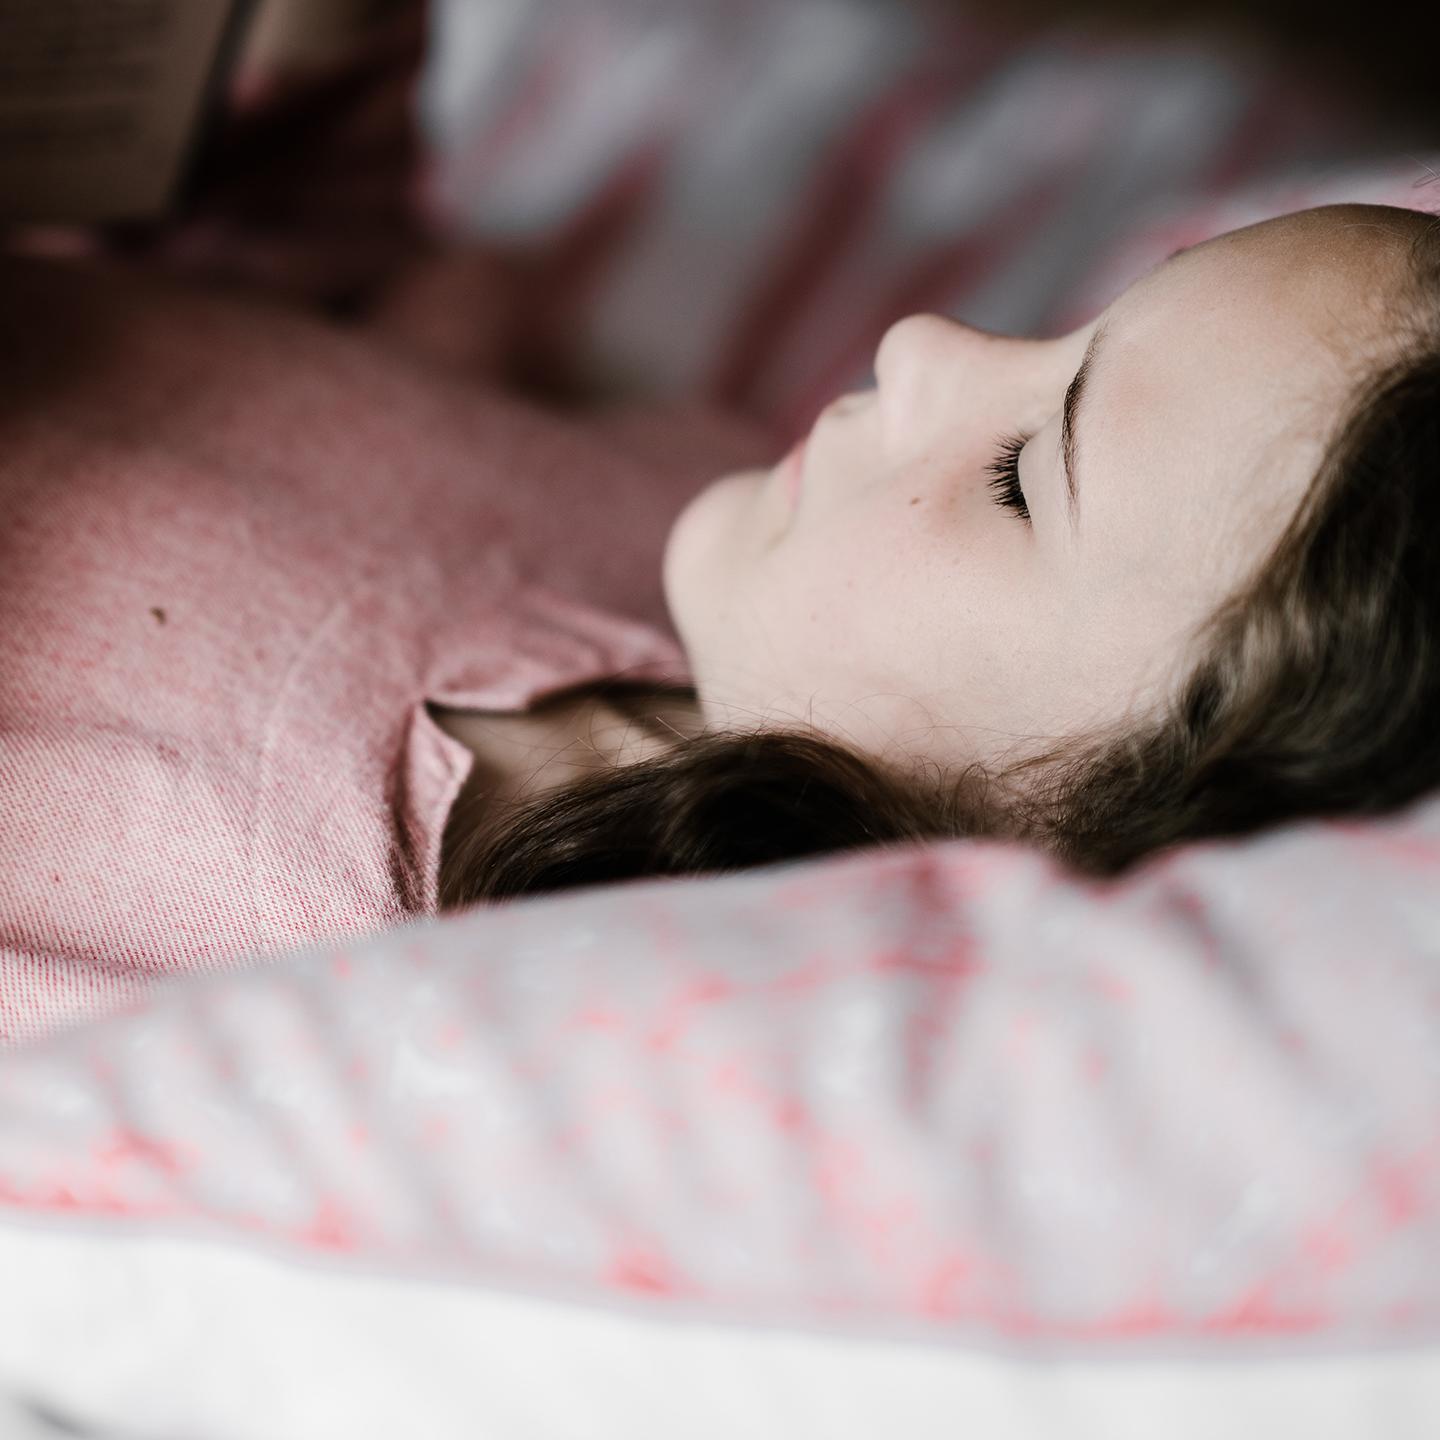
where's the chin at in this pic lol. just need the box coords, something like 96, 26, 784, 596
661, 469, 762, 646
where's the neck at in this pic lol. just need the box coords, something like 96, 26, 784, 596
605, 682, 709, 750
430, 683, 705, 816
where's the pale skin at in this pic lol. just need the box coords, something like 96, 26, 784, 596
433, 204, 1424, 815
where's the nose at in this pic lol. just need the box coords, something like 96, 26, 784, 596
874, 311, 1086, 437
869, 313, 950, 394
874, 313, 973, 392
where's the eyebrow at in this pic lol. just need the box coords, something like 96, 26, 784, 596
1060, 319, 1108, 532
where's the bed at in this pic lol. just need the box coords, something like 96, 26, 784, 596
1, 2, 1437, 1434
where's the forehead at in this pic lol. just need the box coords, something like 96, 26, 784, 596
1078, 206, 1410, 616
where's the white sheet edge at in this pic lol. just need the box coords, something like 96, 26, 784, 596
0, 1225, 1435, 1440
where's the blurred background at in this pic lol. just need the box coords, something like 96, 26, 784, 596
4, 0, 1437, 442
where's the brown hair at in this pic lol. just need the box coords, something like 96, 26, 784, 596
439, 215, 1440, 909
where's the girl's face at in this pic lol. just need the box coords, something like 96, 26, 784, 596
664, 204, 1422, 774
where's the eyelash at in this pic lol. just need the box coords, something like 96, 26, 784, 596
983, 430, 1032, 523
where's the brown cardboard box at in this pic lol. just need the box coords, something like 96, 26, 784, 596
0, 1, 252, 223
0, 0, 400, 224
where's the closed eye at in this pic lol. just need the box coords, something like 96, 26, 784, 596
984, 430, 1032, 523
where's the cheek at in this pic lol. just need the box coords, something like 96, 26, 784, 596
748, 501, 981, 679
669, 467, 1048, 739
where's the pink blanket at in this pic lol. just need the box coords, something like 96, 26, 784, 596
0, 254, 767, 1045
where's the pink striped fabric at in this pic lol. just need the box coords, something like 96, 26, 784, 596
0, 254, 769, 1048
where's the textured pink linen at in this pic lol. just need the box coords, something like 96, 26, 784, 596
0, 255, 768, 1046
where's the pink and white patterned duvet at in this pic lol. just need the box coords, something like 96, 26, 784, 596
3, 801, 1439, 1335
1, 800, 1439, 1436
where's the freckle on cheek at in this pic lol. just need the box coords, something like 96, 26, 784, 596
909, 497, 921, 505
